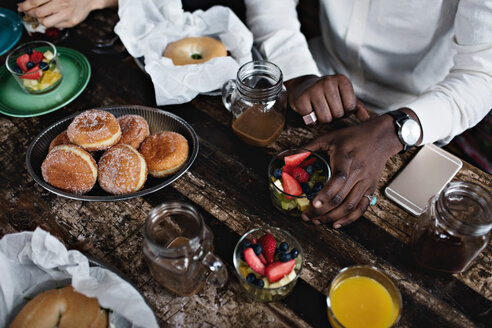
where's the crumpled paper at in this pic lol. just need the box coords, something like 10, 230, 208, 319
115, 0, 253, 105
0, 228, 158, 328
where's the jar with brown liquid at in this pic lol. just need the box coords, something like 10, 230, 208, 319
222, 60, 286, 147
143, 201, 228, 296
411, 181, 492, 273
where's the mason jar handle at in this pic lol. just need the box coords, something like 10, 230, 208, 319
221, 79, 236, 112
202, 251, 228, 288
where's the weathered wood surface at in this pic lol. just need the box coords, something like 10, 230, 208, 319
1, 2, 491, 327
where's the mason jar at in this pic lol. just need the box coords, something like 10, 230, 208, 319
411, 181, 492, 273
222, 60, 286, 147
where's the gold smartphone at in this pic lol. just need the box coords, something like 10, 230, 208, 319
385, 144, 462, 216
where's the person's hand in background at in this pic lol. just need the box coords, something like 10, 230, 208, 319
301, 113, 404, 228
17, 0, 117, 29
285, 74, 370, 124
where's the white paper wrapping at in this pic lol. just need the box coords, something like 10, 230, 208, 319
0, 228, 158, 328
115, 0, 253, 105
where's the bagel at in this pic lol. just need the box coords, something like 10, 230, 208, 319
98, 144, 148, 195
163, 36, 227, 65
139, 131, 189, 177
9, 286, 108, 328
41, 145, 97, 194
67, 110, 121, 151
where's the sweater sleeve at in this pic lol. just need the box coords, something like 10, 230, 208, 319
404, 0, 492, 145
244, 0, 320, 81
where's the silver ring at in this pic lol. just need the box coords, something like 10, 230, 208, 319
364, 194, 377, 206
302, 111, 318, 125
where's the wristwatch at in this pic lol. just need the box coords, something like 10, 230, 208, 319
386, 110, 421, 153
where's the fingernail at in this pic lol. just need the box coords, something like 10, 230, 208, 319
313, 220, 320, 225
301, 214, 310, 221
334, 223, 341, 229
313, 200, 322, 208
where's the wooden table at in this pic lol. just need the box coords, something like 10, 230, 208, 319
1, 4, 491, 328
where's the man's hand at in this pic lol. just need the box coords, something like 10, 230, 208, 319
17, 0, 116, 29
301, 114, 403, 228
285, 74, 370, 123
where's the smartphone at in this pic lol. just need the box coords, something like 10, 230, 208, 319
385, 144, 462, 216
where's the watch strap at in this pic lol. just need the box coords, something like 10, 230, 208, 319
386, 110, 411, 153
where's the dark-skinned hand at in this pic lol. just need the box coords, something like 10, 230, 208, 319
284, 74, 370, 123
301, 114, 403, 228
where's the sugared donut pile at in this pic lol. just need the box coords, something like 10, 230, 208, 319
41, 110, 189, 195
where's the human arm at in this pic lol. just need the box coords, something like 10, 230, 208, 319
17, 0, 118, 29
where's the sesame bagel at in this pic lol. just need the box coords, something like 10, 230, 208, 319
163, 36, 227, 65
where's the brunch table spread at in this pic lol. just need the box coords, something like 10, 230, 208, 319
1, 3, 491, 328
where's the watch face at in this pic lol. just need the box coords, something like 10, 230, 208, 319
400, 119, 421, 146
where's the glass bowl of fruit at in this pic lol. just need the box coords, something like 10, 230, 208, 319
268, 148, 331, 216
233, 227, 304, 302
5, 40, 63, 94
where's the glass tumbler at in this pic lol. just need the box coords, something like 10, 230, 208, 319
143, 201, 228, 296
6, 40, 63, 94
222, 60, 287, 147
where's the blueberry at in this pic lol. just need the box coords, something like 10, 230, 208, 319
306, 165, 314, 175
39, 62, 49, 71
246, 273, 256, 283
313, 183, 323, 193
290, 248, 299, 259
313, 160, 323, 170
279, 252, 291, 262
240, 240, 251, 251
273, 168, 282, 179
279, 242, 289, 252
26, 61, 34, 70
24, 47, 33, 55
275, 246, 280, 255
256, 279, 265, 288
306, 192, 316, 201
300, 183, 310, 194
252, 244, 262, 256
13, 66, 22, 74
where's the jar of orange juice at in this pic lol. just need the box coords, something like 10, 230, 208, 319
326, 265, 402, 328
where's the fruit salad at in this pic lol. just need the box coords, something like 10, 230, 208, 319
6, 41, 63, 94
233, 227, 303, 302
268, 149, 331, 216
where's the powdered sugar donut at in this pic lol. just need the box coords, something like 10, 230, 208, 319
98, 144, 148, 195
139, 131, 189, 177
67, 109, 121, 151
116, 114, 150, 149
41, 145, 97, 194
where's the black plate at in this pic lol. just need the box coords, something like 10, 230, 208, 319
26, 105, 199, 201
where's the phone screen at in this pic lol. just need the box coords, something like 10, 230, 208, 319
385, 144, 462, 216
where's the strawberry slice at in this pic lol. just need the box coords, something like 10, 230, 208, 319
282, 165, 295, 175
30, 50, 44, 64
259, 233, 276, 263
291, 167, 310, 183
284, 151, 311, 167
258, 253, 267, 265
281, 172, 302, 199
20, 65, 42, 80
243, 247, 265, 275
299, 157, 317, 168
266, 259, 296, 283
16, 53, 30, 72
